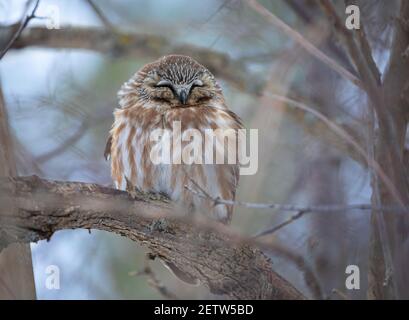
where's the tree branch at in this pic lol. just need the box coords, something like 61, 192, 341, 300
0, 175, 305, 300
0, 25, 262, 95
0, 0, 40, 60
85, 0, 117, 34
246, 0, 364, 89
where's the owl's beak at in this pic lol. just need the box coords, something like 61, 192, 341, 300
177, 88, 188, 105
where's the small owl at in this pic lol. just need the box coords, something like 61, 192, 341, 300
105, 55, 243, 224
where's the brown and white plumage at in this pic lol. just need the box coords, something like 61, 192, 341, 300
105, 55, 243, 224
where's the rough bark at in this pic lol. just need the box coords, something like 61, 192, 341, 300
0, 175, 305, 300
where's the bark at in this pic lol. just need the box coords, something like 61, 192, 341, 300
0, 175, 305, 300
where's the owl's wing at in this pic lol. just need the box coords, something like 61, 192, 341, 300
104, 134, 112, 161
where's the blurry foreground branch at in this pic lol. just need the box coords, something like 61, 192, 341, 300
0, 175, 305, 300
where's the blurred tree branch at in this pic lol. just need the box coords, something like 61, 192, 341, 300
246, 0, 364, 89
0, 175, 305, 300
129, 259, 179, 300
85, 0, 117, 34
1, 25, 261, 95
0, 0, 40, 60
0, 80, 36, 298
318, 0, 409, 299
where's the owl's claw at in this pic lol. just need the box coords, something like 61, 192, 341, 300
125, 177, 171, 203
125, 177, 139, 199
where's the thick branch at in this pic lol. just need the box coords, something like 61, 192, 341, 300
0, 175, 305, 300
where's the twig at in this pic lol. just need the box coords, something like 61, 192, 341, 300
266, 94, 404, 210
246, 0, 364, 89
318, 0, 381, 86
185, 173, 213, 200
34, 114, 108, 163
186, 183, 409, 214
356, 25, 382, 85
284, 0, 358, 77
269, 241, 323, 299
85, 0, 117, 34
331, 288, 349, 300
35, 118, 89, 163
129, 259, 178, 300
254, 211, 307, 237
0, 0, 40, 60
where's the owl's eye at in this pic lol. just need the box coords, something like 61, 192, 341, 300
155, 79, 174, 90
191, 79, 204, 89
189, 80, 204, 95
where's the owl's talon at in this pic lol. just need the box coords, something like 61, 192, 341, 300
125, 177, 139, 199
146, 252, 157, 260
149, 218, 169, 233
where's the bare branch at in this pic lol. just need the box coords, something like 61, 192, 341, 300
319, 0, 381, 85
246, 0, 364, 89
85, 0, 117, 34
34, 114, 109, 163
1, 25, 261, 95
284, 0, 358, 77
0, 175, 305, 300
0, 0, 40, 60
254, 211, 306, 237
331, 288, 349, 300
129, 258, 179, 300
186, 183, 409, 214
266, 94, 404, 209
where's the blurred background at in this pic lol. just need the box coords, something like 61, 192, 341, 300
0, 0, 400, 299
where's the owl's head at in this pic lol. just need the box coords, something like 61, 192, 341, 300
119, 55, 223, 109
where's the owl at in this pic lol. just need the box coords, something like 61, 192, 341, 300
105, 55, 243, 224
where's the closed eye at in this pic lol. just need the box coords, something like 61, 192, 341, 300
189, 79, 204, 94
155, 80, 173, 89
155, 84, 173, 89
155, 80, 176, 97
191, 79, 203, 88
